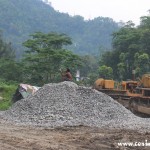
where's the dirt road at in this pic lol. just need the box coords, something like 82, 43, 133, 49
0, 118, 150, 150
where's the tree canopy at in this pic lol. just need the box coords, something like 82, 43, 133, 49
0, 32, 23, 82
22, 32, 82, 85
100, 16, 150, 80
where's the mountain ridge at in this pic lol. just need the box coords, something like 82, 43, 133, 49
0, 0, 120, 58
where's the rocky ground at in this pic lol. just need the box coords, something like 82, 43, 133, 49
0, 82, 150, 150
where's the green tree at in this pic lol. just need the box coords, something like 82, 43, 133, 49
98, 65, 113, 79
117, 63, 125, 81
0, 32, 23, 82
0, 31, 15, 59
79, 55, 99, 77
99, 50, 120, 79
0, 59, 23, 82
100, 17, 150, 80
23, 32, 81, 85
134, 52, 149, 76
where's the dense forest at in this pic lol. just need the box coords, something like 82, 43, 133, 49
0, 15, 150, 86
0, 0, 150, 87
100, 17, 150, 80
0, 0, 150, 111
0, 0, 120, 58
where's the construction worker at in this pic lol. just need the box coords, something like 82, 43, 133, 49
60, 68, 73, 81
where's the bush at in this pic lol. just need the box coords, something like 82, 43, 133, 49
0, 80, 17, 110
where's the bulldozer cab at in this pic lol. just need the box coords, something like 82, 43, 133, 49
135, 74, 150, 97
121, 81, 138, 93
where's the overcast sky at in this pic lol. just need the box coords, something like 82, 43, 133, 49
49, 0, 150, 25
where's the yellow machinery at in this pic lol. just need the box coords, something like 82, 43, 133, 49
94, 78, 114, 90
128, 74, 150, 116
141, 74, 150, 88
94, 78, 126, 95
94, 75, 150, 117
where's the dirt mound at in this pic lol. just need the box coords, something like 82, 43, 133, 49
1, 81, 150, 130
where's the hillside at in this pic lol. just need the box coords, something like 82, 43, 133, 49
0, 0, 120, 58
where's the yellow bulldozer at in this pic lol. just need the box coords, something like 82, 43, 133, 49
94, 74, 150, 117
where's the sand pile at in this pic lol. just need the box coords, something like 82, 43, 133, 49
1, 81, 150, 130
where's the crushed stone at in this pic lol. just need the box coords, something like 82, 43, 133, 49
0, 81, 150, 131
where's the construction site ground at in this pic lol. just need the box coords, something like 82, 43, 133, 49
0, 119, 150, 150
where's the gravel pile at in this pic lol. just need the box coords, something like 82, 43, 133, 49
1, 81, 150, 130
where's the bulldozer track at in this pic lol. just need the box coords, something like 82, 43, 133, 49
99, 90, 150, 117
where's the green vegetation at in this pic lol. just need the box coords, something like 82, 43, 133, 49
0, 0, 150, 110
22, 32, 82, 85
100, 17, 150, 80
0, 0, 119, 58
98, 65, 113, 79
0, 80, 17, 110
